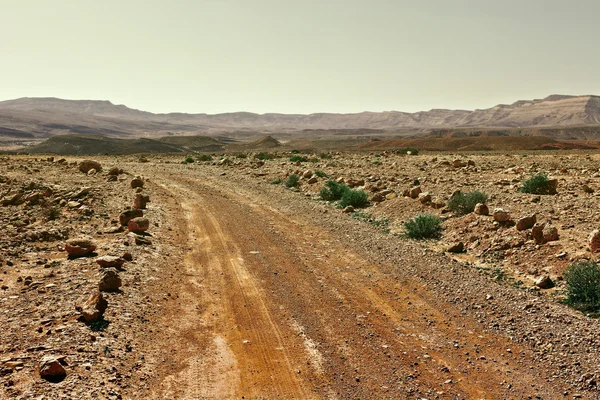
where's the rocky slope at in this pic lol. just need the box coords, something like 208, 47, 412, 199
1, 95, 600, 141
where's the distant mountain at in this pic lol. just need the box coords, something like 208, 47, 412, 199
1, 95, 600, 141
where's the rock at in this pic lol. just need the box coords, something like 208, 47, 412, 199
87, 168, 97, 176
452, 160, 466, 168
531, 223, 545, 244
107, 167, 123, 176
447, 242, 464, 253
119, 209, 143, 226
79, 160, 102, 174
547, 179, 558, 195
107, 175, 118, 182
76, 292, 108, 322
418, 192, 432, 204
543, 223, 559, 243
130, 177, 144, 189
122, 252, 133, 261
133, 193, 149, 209
516, 214, 536, 231
535, 275, 554, 289
1, 191, 24, 206
306, 176, 318, 184
371, 193, 386, 203
302, 170, 314, 179
128, 217, 149, 233
99, 268, 122, 292
343, 206, 355, 213
133, 234, 152, 246
583, 184, 594, 194
39, 356, 66, 381
96, 256, 126, 270
493, 208, 510, 222
532, 222, 559, 244
589, 230, 600, 253
65, 238, 97, 257
409, 186, 422, 199
430, 197, 445, 209
474, 203, 489, 216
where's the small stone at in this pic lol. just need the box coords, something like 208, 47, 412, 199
99, 268, 122, 292
493, 208, 510, 222
589, 230, 600, 253
96, 256, 126, 270
65, 238, 97, 258
583, 184, 594, 194
79, 160, 102, 174
447, 242, 464, 253
76, 292, 107, 322
516, 214, 536, 231
343, 206, 355, 213
133, 193, 149, 209
474, 203, 489, 216
39, 356, 66, 381
535, 275, 554, 289
119, 209, 143, 226
418, 192, 432, 204
128, 217, 149, 233
130, 177, 144, 189
409, 186, 422, 199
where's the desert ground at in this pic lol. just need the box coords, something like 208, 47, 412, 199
3, 150, 600, 399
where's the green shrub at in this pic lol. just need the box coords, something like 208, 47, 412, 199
270, 178, 282, 184
563, 261, 600, 312
197, 154, 213, 162
236, 153, 247, 159
256, 152, 275, 160
447, 190, 488, 215
291, 149, 301, 154
285, 174, 300, 188
396, 148, 419, 155
183, 156, 195, 164
319, 180, 349, 201
404, 214, 442, 239
372, 161, 382, 165
520, 173, 553, 194
319, 152, 333, 159
308, 157, 320, 163
290, 155, 308, 163
340, 189, 369, 208
314, 170, 328, 178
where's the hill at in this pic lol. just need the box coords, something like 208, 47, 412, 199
27, 135, 185, 155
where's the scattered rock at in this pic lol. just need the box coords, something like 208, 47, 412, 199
65, 238, 97, 258
96, 256, 126, 270
76, 292, 108, 322
128, 217, 150, 233
107, 167, 123, 176
493, 208, 511, 222
474, 203, 489, 216
99, 268, 122, 292
516, 214, 536, 231
119, 209, 144, 226
535, 275, 554, 289
418, 192, 432, 204
133, 193, 149, 209
79, 160, 102, 174
447, 242, 464, 253
583, 184, 594, 194
130, 176, 144, 189
343, 206, 355, 213
409, 186, 422, 199
589, 230, 600, 253
39, 356, 66, 381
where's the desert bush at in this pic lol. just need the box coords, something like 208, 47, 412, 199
308, 157, 320, 163
340, 189, 369, 208
197, 154, 213, 162
285, 174, 300, 188
270, 178, 282, 184
319, 180, 349, 201
42, 205, 61, 221
183, 156, 195, 164
319, 152, 333, 159
563, 261, 600, 312
404, 214, 442, 239
396, 148, 419, 155
291, 149, 301, 154
520, 173, 552, 194
314, 170, 328, 178
290, 155, 308, 162
256, 152, 275, 160
447, 190, 488, 215
235, 153, 247, 159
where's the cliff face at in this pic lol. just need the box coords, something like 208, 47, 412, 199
0, 95, 599, 138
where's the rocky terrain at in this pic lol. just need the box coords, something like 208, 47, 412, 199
4, 151, 600, 399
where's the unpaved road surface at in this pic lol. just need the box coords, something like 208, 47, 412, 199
140, 165, 573, 399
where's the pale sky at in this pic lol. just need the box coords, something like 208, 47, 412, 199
1, 0, 599, 114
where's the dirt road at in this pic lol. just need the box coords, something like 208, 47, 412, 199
144, 167, 567, 399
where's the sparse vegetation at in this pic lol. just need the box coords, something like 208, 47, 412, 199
314, 170, 328, 178
319, 180, 349, 201
520, 173, 553, 194
352, 211, 390, 232
290, 155, 308, 162
236, 153, 248, 159
447, 190, 488, 215
563, 261, 600, 313
404, 214, 442, 239
340, 189, 369, 208
270, 178, 282, 185
291, 149, 301, 154
42, 204, 61, 221
256, 152, 275, 160
183, 156, 195, 164
197, 154, 213, 162
319, 153, 333, 159
285, 174, 300, 188
396, 148, 419, 155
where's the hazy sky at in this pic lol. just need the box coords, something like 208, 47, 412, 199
2, 0, 599, 114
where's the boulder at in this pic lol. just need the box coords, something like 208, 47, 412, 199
342, 206, 354, 213
589, 230, 600, 253
532, 222, 559, 244
79, 160, 101, 174
418, 192, 432, 204
128, 217, 150, 233
76, 292, 107, 322
516, 214, 536, 231
39, 356, 66, 381
107, 167, 123, 176
447, 242, 464, 253
371, 193, 386, 203
306, 176, 318, 184
99, 268, 122, 292
130, 176, 144, 189
65, 238, 96, 257
535, 275, 554, 289
493, 208, 510, 222
119, 209, 143, 226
